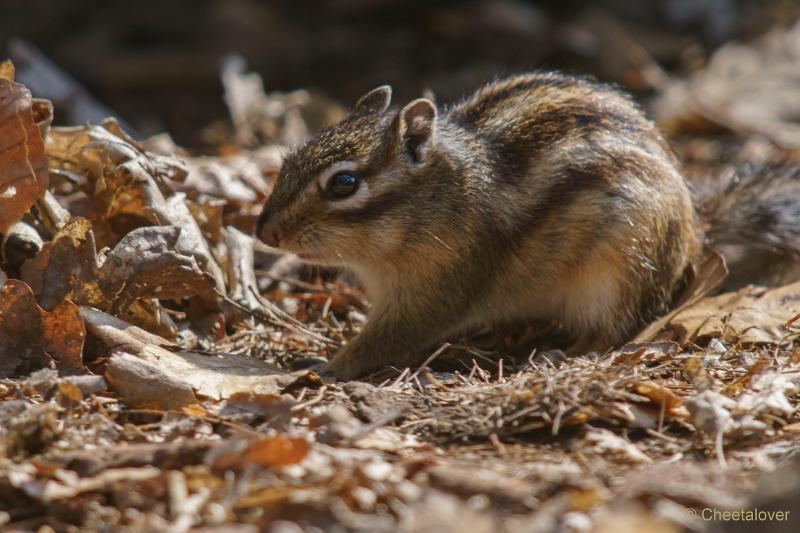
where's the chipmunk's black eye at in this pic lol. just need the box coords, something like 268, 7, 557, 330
327, 172, 359, 198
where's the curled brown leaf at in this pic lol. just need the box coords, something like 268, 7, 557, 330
0, 78, 49, 234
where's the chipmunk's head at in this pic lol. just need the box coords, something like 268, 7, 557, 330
255, 85, 446, 268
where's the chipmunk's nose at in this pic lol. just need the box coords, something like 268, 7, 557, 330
261, 226, 282, 248
255, 209, 282, 248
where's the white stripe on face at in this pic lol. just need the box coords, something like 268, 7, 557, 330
316, 161, 372, 210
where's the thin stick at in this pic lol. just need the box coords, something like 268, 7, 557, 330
715, 429, 727, 468
340, 407, 409, 445
290, 385, 328, 412
408, 343, 451, 382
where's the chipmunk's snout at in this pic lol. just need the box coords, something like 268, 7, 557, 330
255, 208, 283, 248
260, 225, 282, 248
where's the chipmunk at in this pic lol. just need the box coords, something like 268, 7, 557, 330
255, 72, 796, 379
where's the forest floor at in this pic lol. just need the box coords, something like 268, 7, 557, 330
2, 21, 800, 532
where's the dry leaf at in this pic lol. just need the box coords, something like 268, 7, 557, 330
56, 381, 84, 406
613, 342, 680, 366
41, 300, 86, 374
0, 60, 14, 81
45, 121, 225, 294
735, 370, 799, 418
218, 391, 297, 429
20, 467, 161, 503
635, 248, 727, 343
105, 350, 198, 410
0, 280, 52, 377
639, 281, 800, 346
630, 382, 686, 417
21, 218, 214, 335
222, 55, 312, 147
223, 226, 263, 317
100, 225, 216, 314
722, 356, 771, 396
20, 217, 101, 311
653, 21, 800, 148
239, 436, 310, 468
181, 147, 279, 205
684, 390, 736, 437
0, 77, 49, 234
82, 307, 298, 400
0, 279, 86, 377
584, 428, 652, 464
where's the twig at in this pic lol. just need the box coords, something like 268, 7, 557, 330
389, 368, 410, 389
422, 368, 448, 390
216, 287, 335, 347
715, 429, 728, 468
340, 406, 409, 445
254, 270, 330, 292
645, 428, 680, 443
552, 401, 565, 436
408, 343, 451, 382
290, 385, 328, 412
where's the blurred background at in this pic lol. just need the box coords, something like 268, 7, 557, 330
2, 0, 799, 148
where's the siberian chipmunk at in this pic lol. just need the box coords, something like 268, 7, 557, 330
256, 72, 797, 379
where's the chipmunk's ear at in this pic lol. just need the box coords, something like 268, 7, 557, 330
397, 98, 437, 163
352, 85, 392, 114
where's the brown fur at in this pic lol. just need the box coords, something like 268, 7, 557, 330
256, 72, 701, 379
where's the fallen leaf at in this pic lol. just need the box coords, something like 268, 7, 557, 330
639, 281, 800, 346
0, 60, 14, 81
583, 428, 652, 464
635, 248, 727, 343
218, 391, 297, 429
82, 307, 298, 400
240, 436, 310, 468
99, 225, 216, 314
56, 381, 83, 407
684, 390, 736, 437
630, 382, 686, 417
105, 350, 198, 410
0, 279, 86, 377
613, 342, 680, 366
20, 217, 102, 311
653, 21, 800, 148
722, 356, 771, 396
21, 218, 214, 335
223, 226, 264, 322
222, 55, 327, 147
41, 300, 86, 374
182, 148, 278, 205
20, 467, 161, 503
45, 121, 225, 294
735, 370, 799, 418
0, 77, 49, 234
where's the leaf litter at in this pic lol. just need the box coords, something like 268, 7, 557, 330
0, 47, 800, 532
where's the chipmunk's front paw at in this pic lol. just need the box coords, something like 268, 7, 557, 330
322, 353, 373, 381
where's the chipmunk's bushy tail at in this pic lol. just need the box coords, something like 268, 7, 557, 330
697, 162, 800, 289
